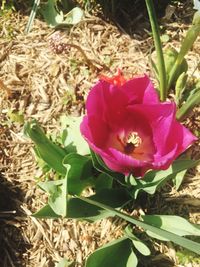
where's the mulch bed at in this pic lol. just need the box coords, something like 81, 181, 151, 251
0, 1, 200, 266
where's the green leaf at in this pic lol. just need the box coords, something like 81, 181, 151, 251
38, 175, 68, 217
66, 197, 110, 222
41, 0, 64, 27
86, 237, 138, 267
34, 188, 130, 221
33, 204, 60, 219
60, 115, 90, 155
124, 226, 151, 256
94, 173, 113, 193
173, 169, 187, 190
142, 215, 200, 242
56, 258, 73, 267
131, 159, 200, 199
63, 153, 94, 195
168, 21, 200, 90
78, 196, 200, 255
175, 72, 188, 103
176, 89, 200, 121
66, 188, 130, 222
163, 47, 188, 88
24, 120, 67, 175
41, 1, 83, 28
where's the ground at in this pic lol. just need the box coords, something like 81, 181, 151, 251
0, 0, 200, 266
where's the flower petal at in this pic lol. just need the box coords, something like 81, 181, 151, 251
104, 148, 152, 176
86, 81, 129, 127
80, 74, 197, 178
122, 75, 159, 104
80, 115, 110, 148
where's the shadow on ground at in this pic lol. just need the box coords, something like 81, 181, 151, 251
98, 0, 194, 36
0, 173, 30, 267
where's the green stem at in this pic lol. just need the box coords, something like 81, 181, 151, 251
145, 0, 167, 101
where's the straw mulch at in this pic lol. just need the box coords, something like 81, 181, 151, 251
0, 1, 200, 266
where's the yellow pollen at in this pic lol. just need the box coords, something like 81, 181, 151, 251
126, 132, 142, 147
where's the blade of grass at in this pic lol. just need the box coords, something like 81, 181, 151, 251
77, 196, 200, 255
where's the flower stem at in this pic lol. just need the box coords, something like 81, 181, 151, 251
145, 0, 167, 101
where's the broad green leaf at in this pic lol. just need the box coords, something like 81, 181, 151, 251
66, 197, 111, 222
144, 231, 168, 241
33, 204, 60, 219
94, 173, 113, 192
163, 47, 188, 87
33, 146, 50, 173
131, 159, 200, 199
41, 0, 64, 27
124, 226, 151, 256
86, 237, 138, 267
173, 169, 187, 190
24, 120, 67, 175
78, 196, 200, 255
38, 175, 68, 217
48, 177, 67, 216
34, 188, 130, 221
60, 115, 90, 155
126, 251, 138, 267
66, 188, 130, 222
41, 2, 83, 28
56, 258, 73, 267
142, 215, 200, 242
63, 153, 94, 195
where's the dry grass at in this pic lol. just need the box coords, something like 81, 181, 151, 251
0, 2, 200, 266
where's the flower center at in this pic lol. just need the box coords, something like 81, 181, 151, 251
117, 132, 142, 155
126, 132, 142, 147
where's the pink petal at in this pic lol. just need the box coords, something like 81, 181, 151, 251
122, 75, 159, 104
103, 148, 152, 176
80, 115, 110, 148
86, 81, 129, 127
128, 102, 177, 155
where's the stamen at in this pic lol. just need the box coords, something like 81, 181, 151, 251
126, 132, 142, 147
117, 131, 142, 155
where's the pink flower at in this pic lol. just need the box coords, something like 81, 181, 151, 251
80, 73, 197, 177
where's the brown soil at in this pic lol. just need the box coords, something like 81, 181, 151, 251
0, 1, 200, 266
